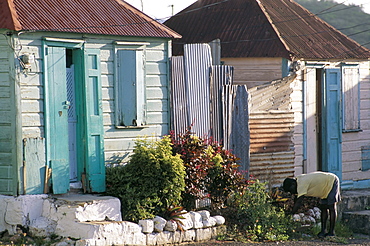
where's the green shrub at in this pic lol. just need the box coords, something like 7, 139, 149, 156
105, 136, 186, 222
226, 179, 297, 242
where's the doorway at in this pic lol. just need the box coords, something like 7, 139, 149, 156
66, 49, 78, 182
305, 67, 342, 179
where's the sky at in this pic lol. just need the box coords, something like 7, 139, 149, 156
124, 0, 370, 20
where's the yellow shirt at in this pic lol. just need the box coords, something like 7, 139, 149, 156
296, 172, 336, 199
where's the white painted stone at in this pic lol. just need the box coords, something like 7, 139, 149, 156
313, 207, 321, 213
190, 211, 203, 229
0, 197, 15, 234
123, 231, 146, 246
213, 215, 225, 225
20, 195, 47, 225
178, 212, 193, 230
156, 231, 171, 245
170, 230, 183, 243
75, 198, 122, 222
202, 217, 216, 228
153, 216, 166, 232
4, 197, 23, 225
183, 229, 196, 242
139, 219, 154, 233
292, 214, 301, 221
29, 217, 56, 237
43, 199, 58, 221
196, 228, 212, 242
0, 196, 8, 232
198, 210, 211, 221
146, 233, 158, 245
164, 220, 177, 232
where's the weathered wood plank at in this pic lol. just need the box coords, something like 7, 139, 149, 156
147, 99, 167, 112
22, 113, 44, 127
21, 100, 43, 113
23, 138, 46, 194
21, 86, 43, 99
146, 62, 167, 75
147, 87, 168, 99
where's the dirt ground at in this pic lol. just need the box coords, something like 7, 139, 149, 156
183, 234, 370, 246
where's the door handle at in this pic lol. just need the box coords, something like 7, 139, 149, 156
63, 101, 71, 109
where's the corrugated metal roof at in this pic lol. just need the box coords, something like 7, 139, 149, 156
1, 0, 180, 38
164, 0, 370, 59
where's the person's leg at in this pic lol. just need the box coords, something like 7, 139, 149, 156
318, 204, 328, 237
327, 203, 337, 236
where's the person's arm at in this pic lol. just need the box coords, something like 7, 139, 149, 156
291, 196, 304, 214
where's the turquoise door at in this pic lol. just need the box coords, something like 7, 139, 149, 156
45, 45, 105, 194
46, 46, 70, 194
83, 49, 105, 192
322, 68, 342, 180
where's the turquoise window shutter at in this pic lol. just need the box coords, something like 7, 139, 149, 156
117, 49, 145, 126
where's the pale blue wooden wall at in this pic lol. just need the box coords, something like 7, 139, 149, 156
0, 32, 18, 195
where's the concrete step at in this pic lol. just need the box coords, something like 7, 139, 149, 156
342, 210, 370, 235
339, 189, 370, 235
339, 189, 370, 212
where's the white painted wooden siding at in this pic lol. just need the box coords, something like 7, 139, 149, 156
15, 33, 171, 166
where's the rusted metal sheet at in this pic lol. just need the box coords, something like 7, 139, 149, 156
165, 0, 370, 59
249, 151, 295, 186
5, 0, 180, 38
248, 75, 295, 112
230, 85, 250, 172
249, 111, 294, 154
210, 65, 234, 143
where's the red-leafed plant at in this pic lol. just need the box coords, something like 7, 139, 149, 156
170, 128, 246, 210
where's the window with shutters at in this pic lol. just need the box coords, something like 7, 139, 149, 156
342, 64, 360, 131
114, 42, 148, 127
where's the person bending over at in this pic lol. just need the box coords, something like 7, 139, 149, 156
283, 171, 341, 238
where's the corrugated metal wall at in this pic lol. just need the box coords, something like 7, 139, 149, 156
250, 151, 295, 186
248, 75, 296, 183
170, 43, 250, 172
183, 44, 212, 137
249, 111, 294, 153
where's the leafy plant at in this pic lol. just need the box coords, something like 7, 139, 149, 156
160, 206, 187, 231
225, 179, 297, 242
170, 128, 246, 210
105, 136, 186, 222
